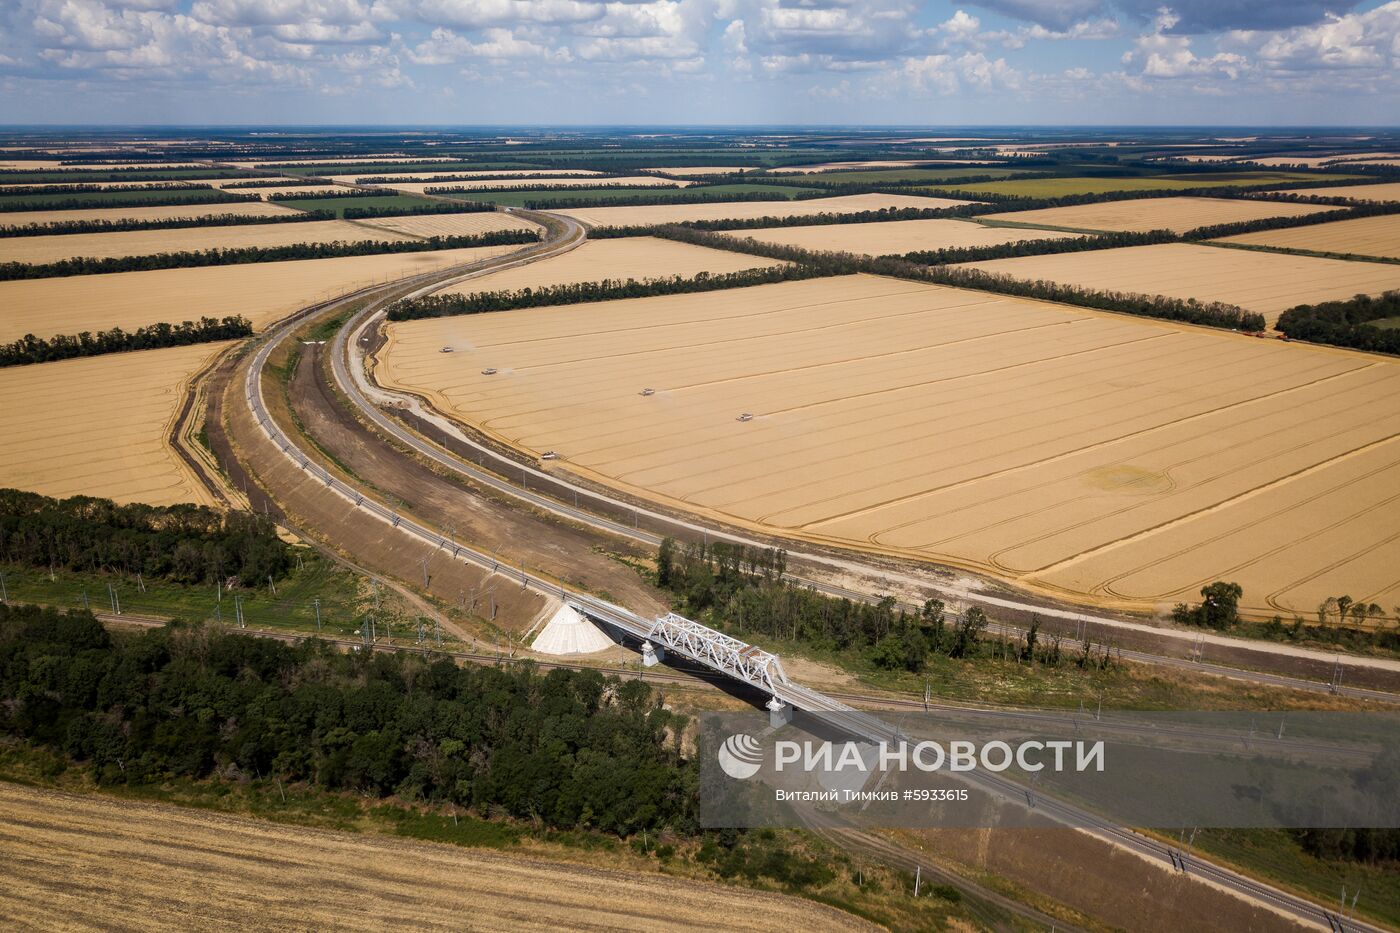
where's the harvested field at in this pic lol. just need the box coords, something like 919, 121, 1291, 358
0, 217, 416, 264
0, 200, 296, 228
722, 218, 1081, 256
274, 194, 434, 217
983, 196, 1333, 233
378, 274, 1400, 618
0, 342, 229, 506
384, 176, 686, 196
431, 237, 783, 299
1266, 182, 1400, 202
353, 211, 539, 238
557, 193, 976, 227
1216, 213, 1400, 259
0, 245, 522, 340
959, 242, 1400, 326
0, 783, 868, 933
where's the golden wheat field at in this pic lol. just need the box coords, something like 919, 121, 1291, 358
0, 343, 229, 506
0, 201, 296, 228
0, 245, 523, 341
556, 193, 975, 227
0, 218, 418, 264
354, 211, 539, 238
1264, 182, 1400, 202
378, 273, 1400, 618
770, 160, 990, 173
1216, 213, 1400, 259
959, 243, 1400, 326
983, 196, 1333, 233
430, 237, 782, 300
0, 784, 868, 933
721, 218, 1081, 256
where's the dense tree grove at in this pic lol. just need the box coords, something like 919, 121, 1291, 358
658, 538, 1005, 669
0, 489, 292, 585
1171, 582, 1244, 629
0, 603, 695, 836
0, 315, 251, 367
0, 230, 540, 280
0, 211, 335, 238
387, 264, 829, 320
0, 169, 250, 184
1294, 828, 1400, 864
1276, 290, 1400, 355
899, 229, 1175, 265
0, 189, 252, 213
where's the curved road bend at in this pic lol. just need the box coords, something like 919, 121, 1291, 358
233, 213, 1388, 933
329, 214, 1400, 702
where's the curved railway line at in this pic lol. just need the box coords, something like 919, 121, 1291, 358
226, 207, 1391, 933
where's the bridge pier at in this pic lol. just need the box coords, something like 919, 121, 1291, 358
641, 641, 665, 667
767, 695, 792, 728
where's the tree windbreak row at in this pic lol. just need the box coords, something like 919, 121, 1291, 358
0, 488, 292, 585
0, 315, 252, 367
0, 603, 695, 837
386, 264, 827, 320
0, 211, 337, 238
0, 230, 540, 280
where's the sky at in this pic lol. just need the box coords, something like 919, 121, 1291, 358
0, 0, 1397, 125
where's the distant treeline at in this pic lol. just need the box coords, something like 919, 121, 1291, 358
896, 229, 1175, 265
0, 210, 335, 238
219, 178, 324, 189
0, 189, 252, 213
341, 201, 497, 218
508, 190, 806, 211
358, 172, 624, 185
0, 315, 252, 367
266, 189, 374, 201
0, 488, 291, 584
652, 224, 1269, 332
0, 603, 692, 835
1277, 291, 1400, 355
0, 230, 540, 280
586, 205, 988, 236
387, 264, 823, 320
0, 171, 249, 184
0, 183, 238, 198
424, 181, 684, 197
